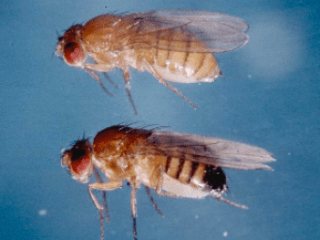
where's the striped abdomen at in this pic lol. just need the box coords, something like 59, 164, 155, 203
135, 29, 221, 83
164, 156, 227, 192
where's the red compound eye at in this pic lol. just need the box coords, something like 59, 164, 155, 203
64, 42, 83, 65
71, 156, 90, 175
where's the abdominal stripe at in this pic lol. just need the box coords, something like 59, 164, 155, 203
164, 156, 185, 180
188, 162, 199, 183
165, 156, 202, 184
182, 32, 191, 69
164, 156, 171, 173
193, 53, 207, 76
155, 30, 160, 58
166, 29, 173, 62
175, 157, 185, 179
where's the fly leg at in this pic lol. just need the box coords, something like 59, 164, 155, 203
146, 63, 198, 110
84, 63, 116, 96
93, 167, 110, 222
144, 186, 164, 217
88, 181, 123, 240
213, 194, 248, 210
123, 69, 138, 115
102, 72, 119, 89
131, 182, 138, 240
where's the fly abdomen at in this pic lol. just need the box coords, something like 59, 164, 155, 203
164, 156, 189, 181
191, 53, 220, 81
150, 28, 220, 82
203, 166, 227, 192
190, 164, 227, 192
164, 156, 227, 192
164, 156, 182, 179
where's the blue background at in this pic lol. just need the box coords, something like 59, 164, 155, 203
0, 0, 319, 239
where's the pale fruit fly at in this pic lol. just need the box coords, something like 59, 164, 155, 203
55, 10, 249, 114
61, 125, 275, 240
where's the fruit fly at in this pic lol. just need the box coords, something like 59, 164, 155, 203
55, 10, 249, 114
61, 125, 275, 240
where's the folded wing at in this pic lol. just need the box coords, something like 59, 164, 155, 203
144, 131, 275, 171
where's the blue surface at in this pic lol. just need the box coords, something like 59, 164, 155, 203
0, 0, 319, 239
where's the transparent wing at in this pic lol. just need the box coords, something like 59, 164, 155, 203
141, 131, 275, 171
121, 10, 249, 53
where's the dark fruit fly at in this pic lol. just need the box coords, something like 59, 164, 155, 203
55, 10, 249, 114
61, 125, 275, 240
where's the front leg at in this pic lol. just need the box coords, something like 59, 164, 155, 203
84, 62, 116, 92
85, 68, 115, 96
88, 181, 123, 210
84, 62, 115, 73
88, 181, 123, 240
